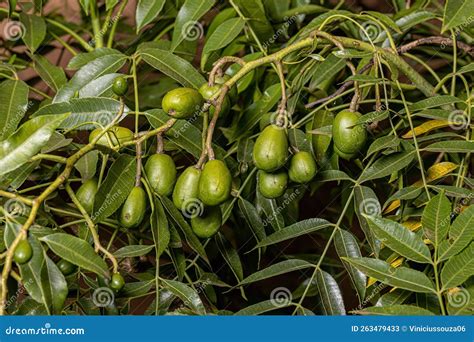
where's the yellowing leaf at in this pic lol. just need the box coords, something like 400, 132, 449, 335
402, 220, 422, 232
384, 200, 401, 214
402, 120, 451, 138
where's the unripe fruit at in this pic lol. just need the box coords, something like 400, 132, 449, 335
334, 145, 355, 161
57, 259, 77, 276
191, 206, 222, 238
258, 170, 288, 199
89, 126, 134, 149
120, 186, 147, 229
311, 110, 334, 164
145, 154, 177, 196
199, 160, 232, 206
112, 76, 128, 96
76, 178, 98, 214
173, 166, 202, 210
14, 239, 33, 264
110, 273, 125, 291
199, 82, 231, 116
332, 110, 367, 157
288, 151, 317, 183
162, 87, 204, 119
253, 125, 288, 172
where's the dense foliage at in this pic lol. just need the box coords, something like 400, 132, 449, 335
0, 0, 473, 316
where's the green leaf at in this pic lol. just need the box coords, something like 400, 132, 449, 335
74, 150, 99, 181
438, 205, 474, 261
353, 305, 435, 316
442, 0, 474, 32
140, 48, 206, 89
254, 218, 331, 249
238, 198, 266, 243
441, 243, 474, 289
136, 0, 166, 31
424, 141, 474, 153
359, 151, 415, 183
335, 229, 366, 301
354, 186, 380, 257
406, 95, 461, 112
384, 186, 423, 207
0, 79, 29, 140
364, 215, 432, 263
41, 253, 68, 314
232, 0, 274, 42
316, 269, 346, 315
0, 114, 69, 176
40, 233, 109, 277
93, 154, 137, 222
343, 257, 436, 293
240, 260, 313, 285
288, 128, 311, 153
215, 232, 244, 282
203, 18, 245, 55
171, 0, 216, 51
19, 13, 46, 52
79, 73, 122, 98
316, 170, 353, 182
309, 54, 346, 91
35, 97, 127, 130
67, 48, 123, 69
114, 245, 154, 258
160, 279, 206, 314
234, 300, 288, 315
151, 197, 170, 258
32, 55, 67, 92
422, 192, 451, 249
366, 135, 400, 159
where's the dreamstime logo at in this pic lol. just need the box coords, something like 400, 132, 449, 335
2, 20, 26, 41
181, 198, 204, 219
447, 287, 470, 308
262, 189, 300, 227
95, 111, 115, 127
181, 20, 203, 41
270, 287, 292, 308
359, 21, 381, 42
173, 105, 203, 138
4, 199, 27, 218
90, 190, 122, 221
448, 110, 469, 131
359, 198, 381, 217
92, 287, 115, 308
262, 15, 297, 49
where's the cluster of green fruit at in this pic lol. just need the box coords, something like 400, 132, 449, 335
253, 124, 317, 199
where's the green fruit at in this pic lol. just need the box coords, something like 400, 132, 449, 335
191, 206, 222, 238
89, 126, 134, 149
112, 76, 128, 96
120, 186, 147, 229
311, 110, 334, 164
14, 239, 33, 264
162, 87, 204, 119
145, 154, 177, 196
199, 82, 231, 116
110, 273, 125, 291
332, 110, 367, 157
76, 178, 98, 214
57, 259, 77, 276
258, 170, 288, 199
216, 75, 237, 103
334, 145, 355, 160
289, 151, 317, 183
199, 160, 232, 206
173, 166, 202, 211
253, 125, 288, 172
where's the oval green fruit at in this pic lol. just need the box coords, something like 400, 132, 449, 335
258, 170, 288, 199
311, 110, 334, 164
14, 239, 33, 264
145, 154, 177, 196
199, 160, 232, 206
332, 110, 367, 156
162, 87, 204, 119
288, 151, 317, 183
173, 166, 202, 211
199, 82, 230, 116
253, 125, 288, 172
191, 206, 222, 238
89, 126, 134, 149
57, 259, 77, 276
334, 145, 355, 161
110, 273, 125, 291
120, 186, 147, 229
76, 178, 98, 214
112, 76, 128, 96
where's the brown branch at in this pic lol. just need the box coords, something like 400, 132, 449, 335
209, 56, 245, 86
398, 36, 474, 57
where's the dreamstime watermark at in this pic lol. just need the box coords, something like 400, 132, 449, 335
181, 198, 204, 219
1, 100, 35, 138
181, 20, 204, 42
359, 21, 381, 42
90, 190, 122, 221
358, 198, 381, 217
92, 287, 115, 308
173, 105, 204, 139
262, 189, 300, 227
270, 287, 292, 308
5, 323, 85, 336
355, 282, 387, 311
447, 287, 470, 308
262, 16, 297, 49
448, 109, 469, 131
5, 278, 34, 308
3, 198, 28, 218
89, 13, 120, 47
2, 20, 26, 41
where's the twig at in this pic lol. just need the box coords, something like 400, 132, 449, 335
209, 56, 245, 86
